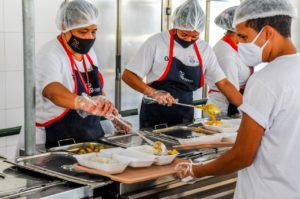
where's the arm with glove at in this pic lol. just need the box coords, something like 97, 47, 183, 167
122, 69, 176, 105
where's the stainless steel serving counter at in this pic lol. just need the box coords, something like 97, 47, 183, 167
10, 122, 238, 199
0, 156, 93, 199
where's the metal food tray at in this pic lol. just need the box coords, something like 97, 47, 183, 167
101, 132, 178, 148
13, 152, 112, 188
152, 125, 201, 139
48, 142, 111, 154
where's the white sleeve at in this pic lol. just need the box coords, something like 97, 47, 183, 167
125, 39, 155, 79
36, 52, 64, 92
202, 45, 226, 84
218, 57, 239, 89
238, 76, 277, 130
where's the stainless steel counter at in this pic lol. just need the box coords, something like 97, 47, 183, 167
0, 157, 93, 199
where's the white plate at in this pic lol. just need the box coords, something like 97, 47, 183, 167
203, 118, 241, 133
177, 134, 223, 145
128, 145, 177, 166
74, 153, 129, 174
100, 147, 156, 168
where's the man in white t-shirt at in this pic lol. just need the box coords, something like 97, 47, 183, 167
208, 6, 253, 117
175, 0, 300, 198
122, 0, 242, 128
35, 0, 127, 148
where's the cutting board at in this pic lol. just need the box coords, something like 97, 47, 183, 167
74, 158, 187, 184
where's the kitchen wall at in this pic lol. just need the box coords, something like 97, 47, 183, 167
0, 0, 62, 159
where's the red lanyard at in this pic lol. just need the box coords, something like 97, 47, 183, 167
73, 57, 91, 95
58, 35, 91, 95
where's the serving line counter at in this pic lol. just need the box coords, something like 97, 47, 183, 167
2, 121, 238, 199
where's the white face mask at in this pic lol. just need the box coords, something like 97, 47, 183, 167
238, 28, 270, 67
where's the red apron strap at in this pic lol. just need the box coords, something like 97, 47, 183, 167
222, 35, 238, 52
85, 53, 95, 65
86, 53, 104, 88
193, 43, 205, 88
156, 29, 175, 82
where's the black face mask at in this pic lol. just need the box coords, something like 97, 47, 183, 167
174, 34, 196, 48
68, 34, 95, 54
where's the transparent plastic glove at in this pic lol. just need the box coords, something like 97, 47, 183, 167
175, 161, 202, 183
91, 96, 117, 117
112, 115, 132, 134
75, 94, 117, 118
75, 96, 97, 118
144, 87, 176, 106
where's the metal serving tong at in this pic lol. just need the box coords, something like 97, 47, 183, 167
81, 93, 168, 155
143, 96, 221, 115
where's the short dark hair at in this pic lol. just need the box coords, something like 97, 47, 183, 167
246, 15, 292, 38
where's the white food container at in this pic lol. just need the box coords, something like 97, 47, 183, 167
203, 118, 241, 133
220, 132, 237, 142
177, 134, 223, 145
100, 148, 156, 168
128, 145, 177, 166
74, 152, 129, 174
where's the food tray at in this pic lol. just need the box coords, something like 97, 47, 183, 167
128, 145, 177, 166
100, 148, 156, 168
74, 158, 188, 184
74, 153, 129, 174
101, 133, 177, 148
48, 142, 111, 154
101, 134, 146, 148
177, 134, 223, 145
202, 118, 241, 133
152, 126, 200, 139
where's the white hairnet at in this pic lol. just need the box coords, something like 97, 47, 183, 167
214, 6, 237, 32
172, 0, 205, 33
56, 0, 99, 33
233, 0, 298, 27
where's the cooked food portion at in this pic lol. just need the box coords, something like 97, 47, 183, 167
167, 149, 179, 155
152, 141, 164, 155
89, 156, 118, 164
75, 144, 106, 154
196, 104, 223, 126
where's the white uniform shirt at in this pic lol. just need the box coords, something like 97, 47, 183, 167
125, 30, 225, 85
207, 39, 251, 115
234, 54, 300, 199
35, 38, 99, 138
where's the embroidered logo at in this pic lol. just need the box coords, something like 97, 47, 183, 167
179, 71, 193, 83
188, 56, 196, 64
72, 39, 80, 49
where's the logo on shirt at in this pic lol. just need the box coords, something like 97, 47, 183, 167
164, 56, 169, 61
188, 56, 196, 64
179, 71, 194, 83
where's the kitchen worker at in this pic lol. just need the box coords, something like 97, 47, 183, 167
207, 6, 254, 117
35, 0, 128, 148
122, 0, 242, 128
175, 0, 300, 198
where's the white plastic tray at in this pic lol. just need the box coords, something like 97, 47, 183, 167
128, 145, 177, 166
177, 134, 223, 145
203, 118, 241, 133
100, 148, 156, 168
74, 152, 129, 174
